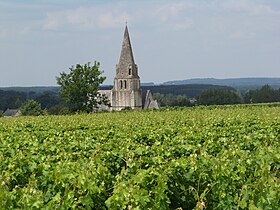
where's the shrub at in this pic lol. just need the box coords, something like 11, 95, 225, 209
20, 100, 43, 116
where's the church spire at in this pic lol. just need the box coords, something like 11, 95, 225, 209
116, 24, 138, 78
111, 24, 142, 110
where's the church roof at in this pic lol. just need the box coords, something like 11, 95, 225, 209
116, 25, 139, 78
3, 108, 21, 117
119, 25, 135, 65
142, 90, 159, 109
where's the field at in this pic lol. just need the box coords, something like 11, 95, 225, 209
0, 104, 279, 209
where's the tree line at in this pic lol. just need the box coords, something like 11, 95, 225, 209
1, 60, 280, 116
153, 85, 280, 107
2, 83, 280, 117
0, 90, 68, 116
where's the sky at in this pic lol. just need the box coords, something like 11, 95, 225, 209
0, 0, 279, 86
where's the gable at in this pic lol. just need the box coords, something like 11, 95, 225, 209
143, 90, 159, 109
4, 108, 21, 117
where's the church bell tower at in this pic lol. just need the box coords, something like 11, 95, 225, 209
111, 25, 142, 110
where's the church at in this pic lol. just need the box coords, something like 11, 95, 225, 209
99, 25, 158, 111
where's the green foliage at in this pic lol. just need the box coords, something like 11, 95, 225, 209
34, 91, 61, 109
0, 104, 279, 209
197, 88, 242, 105
56, 61, 108, 113
0, 110, 3, 117
244, 84, 280, 103
154, 93, 192, 107
47, 104, 70, 115
20, 99, 44, 116
0, 90, 27, 111
142, 84, 235, 99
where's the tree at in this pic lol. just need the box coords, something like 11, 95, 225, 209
153, 93, 192, 107
0, 90, 27, 111
20, 100, 44, 116
56, 62, 108, 112
244, 85, 280, 103
47, 104, 70, 115
34, 91, 61, 109
197, 88, 242, 105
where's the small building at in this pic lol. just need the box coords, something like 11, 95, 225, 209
3, 108, 22, 117
99, 24, 158, 110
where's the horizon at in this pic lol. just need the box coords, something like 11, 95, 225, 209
1, 76, 280, 88
0, 0, 279, 86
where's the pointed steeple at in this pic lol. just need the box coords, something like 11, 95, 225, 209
116, 24, 139, 78
111, 24, 142, 110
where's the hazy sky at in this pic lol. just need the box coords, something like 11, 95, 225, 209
0, 0, 279, 86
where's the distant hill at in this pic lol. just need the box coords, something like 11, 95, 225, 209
1, 84, 232, 103
164, 78, 280, 89
0, 86, 60, 94
141, 82, 155, 86
2, 77, 280, 98
0, 83, 155, 93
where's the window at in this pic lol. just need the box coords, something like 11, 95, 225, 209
124, 80, 127, 89
120, 80, 123, 89
128, 65, 132, 75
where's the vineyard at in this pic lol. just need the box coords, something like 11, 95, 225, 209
0, 104, 279, 209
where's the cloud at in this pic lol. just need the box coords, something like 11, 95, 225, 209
43, 14, 60, 30
43, 5, 129, 31
42, 2, 196, 32
148, 2, 194, 31
0, 26, 33, 39
97, 12, 129, 28
173, 18, 194, 31
223, 0, 280, 16
155, 2, 192, 22
0, 29, 8, 38
228, 30, 256, 40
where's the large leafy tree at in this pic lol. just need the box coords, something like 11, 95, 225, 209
56, 62, 108, 112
